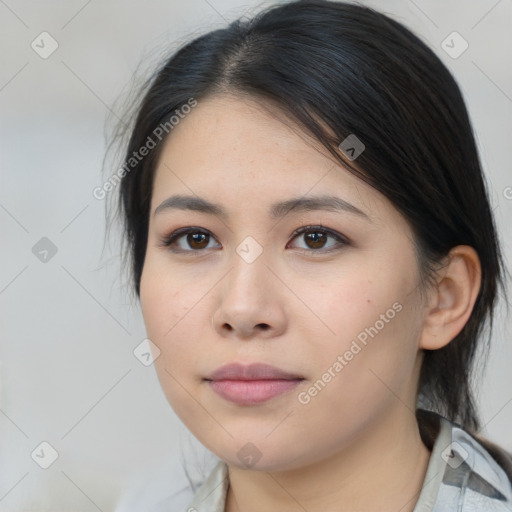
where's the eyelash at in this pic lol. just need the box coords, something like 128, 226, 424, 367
157, 225, 350, 256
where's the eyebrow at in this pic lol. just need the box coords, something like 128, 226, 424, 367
153, 194, 372, 222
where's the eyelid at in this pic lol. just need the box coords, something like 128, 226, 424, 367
157, 224, 350, 254
288, 225, 350, 247
156, 226, 218, 252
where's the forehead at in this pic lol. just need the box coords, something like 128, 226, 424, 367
150, 94, 395, 225
158, 94, 331, 170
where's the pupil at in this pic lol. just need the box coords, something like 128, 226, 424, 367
189, 233, 207, 248
307, 232, 325, 248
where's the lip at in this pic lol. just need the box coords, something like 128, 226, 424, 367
205, 362, 303, 381
204, 363, 304, 405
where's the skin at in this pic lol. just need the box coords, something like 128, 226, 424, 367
139, 94, 481, 512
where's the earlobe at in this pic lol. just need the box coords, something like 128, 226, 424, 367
419, 245, 482, 351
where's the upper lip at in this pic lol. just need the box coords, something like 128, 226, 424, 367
205, 363, 304, 381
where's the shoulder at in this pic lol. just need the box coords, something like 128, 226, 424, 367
418, 409, 512, 511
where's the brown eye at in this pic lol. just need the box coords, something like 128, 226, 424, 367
289, 225, 349, 253
303, 231, 328, 249
159, 228, 219, 253
186, 232, 210, 250
159, 225, 348, 255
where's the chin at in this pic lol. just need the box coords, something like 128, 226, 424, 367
208, 436, 312, 473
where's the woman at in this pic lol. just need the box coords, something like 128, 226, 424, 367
110, 0, 512, 510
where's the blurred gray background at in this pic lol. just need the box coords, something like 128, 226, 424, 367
1, 0, 511, 510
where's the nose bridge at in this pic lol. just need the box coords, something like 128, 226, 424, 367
227, 235, 271, 300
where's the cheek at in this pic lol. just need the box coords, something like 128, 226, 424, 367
315, 269, 394, 340
140, 267, 204, 414
299, 301, 419, 433
139, 264, 192, 370
140, 277, 171, 340
140, 252, 191, 333
310, 260, 421, 383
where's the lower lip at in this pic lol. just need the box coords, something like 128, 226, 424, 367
207, 379, 303, 405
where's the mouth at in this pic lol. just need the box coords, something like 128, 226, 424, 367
204, 362, 304, 405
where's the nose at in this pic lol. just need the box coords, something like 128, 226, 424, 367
211, 249, 287, 340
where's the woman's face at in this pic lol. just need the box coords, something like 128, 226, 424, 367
140, 94, 428, 471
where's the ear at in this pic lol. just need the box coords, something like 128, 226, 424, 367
419, 245, 482, 350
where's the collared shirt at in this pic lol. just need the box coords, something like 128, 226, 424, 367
185, 412, 512, 512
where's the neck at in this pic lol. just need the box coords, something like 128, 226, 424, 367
225, 407, 431, 512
